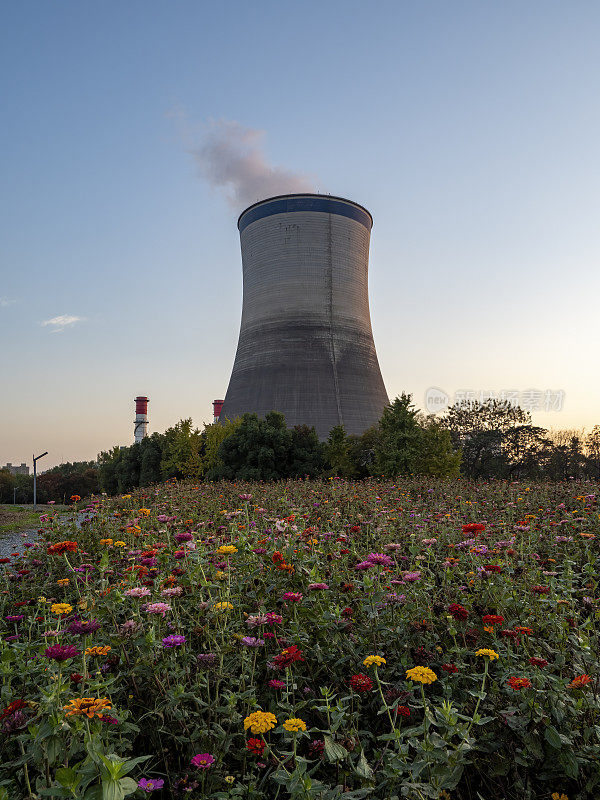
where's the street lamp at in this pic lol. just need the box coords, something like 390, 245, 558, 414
33, 452, 48, 511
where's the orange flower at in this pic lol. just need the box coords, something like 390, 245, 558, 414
85, 646, 111, 657
47, 541, 78, 556
567, 675, 592, 689
63, 697, 112, 719
70, 495, 81, 502
514, 626, 533, 635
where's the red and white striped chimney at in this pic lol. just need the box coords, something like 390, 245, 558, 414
213, 399, 224, 424
134, 396, 149, 443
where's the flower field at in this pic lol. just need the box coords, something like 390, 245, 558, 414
1, 478, 599, 800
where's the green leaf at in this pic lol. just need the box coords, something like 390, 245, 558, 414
55, 767, 78, 789
355, 750, 374, 780
119, 777, 138, 797
323, 734, 347, 763
544, 724, 562, 749
102, 779, 124, 800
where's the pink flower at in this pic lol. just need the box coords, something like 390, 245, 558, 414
125, 587, 151, 598
283, 592, 303, 603
191, 753, 215, 769
145, 602, 171, 617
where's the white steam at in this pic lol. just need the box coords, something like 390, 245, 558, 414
192, 120, 314, 209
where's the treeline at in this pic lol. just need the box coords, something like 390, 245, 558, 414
4, 395, 599, 503
0, 461, 100, 504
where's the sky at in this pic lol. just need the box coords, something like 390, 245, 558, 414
1, 1, 599, 469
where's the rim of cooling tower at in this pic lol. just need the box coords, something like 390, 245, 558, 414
237, 193, 373, 234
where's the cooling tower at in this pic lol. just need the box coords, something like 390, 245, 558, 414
220, 193, 389, 439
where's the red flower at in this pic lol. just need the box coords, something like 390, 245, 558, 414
507, 677, 532, 690
462, 523, 486, 534
441, 663, 458, 673
396, 705, 410, 717
482, 615, 504, 625
568, 674, 592, 689
531, 585, 550, 595
271, 551, 284, 564
0, 699, 27, 721
272, 645, 304, 669
448, 603, 469, 621
47, 541, 78, 556
341, 607, 354, 619
529, 657, 548, 668
349, 674, 373, 693
483, 565, 502, 573
246, 738, 265, 757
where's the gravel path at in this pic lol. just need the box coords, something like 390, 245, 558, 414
0, 528, 39, 558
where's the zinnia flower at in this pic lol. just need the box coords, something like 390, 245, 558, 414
482, 614, 504, 625
162, 635, 186, 648
272, 645, 304, 668
349, 674, 373, 693
217, 545, 238, 556
406, 666, 437, 684
191, 753, 215, 769
125, 587, 151, 598
137, 778, 164, 792
507, 677, 532, 690
246, 737, 265, 756
475, 648, 499, 660
366, 552, 394, 566
283, 717, 307, 732
213, 602, 234, 611
51, 603, 73, 616
63, 697, 112, 719
363, 655, 386, 668
244, 710, 277, 734
145, 602, 171, 616
448, 603, 468, 620
283, 592, 303, 603
44, 645, 80, 661
567, 674, 592, 689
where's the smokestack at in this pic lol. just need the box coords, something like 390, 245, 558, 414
220, 194, 388, 438
134, 396, 149, 443
213, 399, 224, 424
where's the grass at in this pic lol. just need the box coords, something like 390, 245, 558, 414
0, 504, 66, 534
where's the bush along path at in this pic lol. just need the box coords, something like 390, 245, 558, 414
0, 478, 599, 799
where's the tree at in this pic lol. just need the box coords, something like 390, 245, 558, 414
198, 419, 242, 478
160, 419, 202, 480
414, 416, 461, 477
0, 469, 16, 503
323, 425, 356, 477
373, 394, 425, 477
289, 425, 325, 478
212, 412, 294, 481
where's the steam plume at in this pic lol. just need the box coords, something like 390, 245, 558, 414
192, 120, 314, 209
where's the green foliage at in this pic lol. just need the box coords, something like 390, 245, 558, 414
212, 412, 294, 480
323, 425, 356, 477
198, 418, 242, 478
2, 477, 600, 799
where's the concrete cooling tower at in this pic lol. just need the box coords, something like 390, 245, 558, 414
219, 193, 389, 439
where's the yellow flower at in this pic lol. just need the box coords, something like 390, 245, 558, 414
283, 717, 307, 732
363, 655, 386, 668
114, 541, 126, 547
406, 666, 437, 684
213, 602, 234, 611
121, 495, 132, 499
225, 776, 235, 784
38, 596, 48, 604
57, 578, 69, 586
138, 508, 151, 516
217, 545, 238, 556
475, 648, 499, 661
243, 710, 277, 734
215, 571, 226, 580
99, 538, 113, 546
51, 603, 73, 615
551, 794, 568, 800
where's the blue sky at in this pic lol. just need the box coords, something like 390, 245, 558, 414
1, 1, 599, 468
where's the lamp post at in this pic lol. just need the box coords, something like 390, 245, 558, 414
33, 452, 48, 511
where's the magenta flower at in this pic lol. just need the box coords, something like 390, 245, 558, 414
241, 636, 264, 647
162, 635, 186, 648
174, 532, 193, 543
269, 679, 285, 689
308, 583, 329, 591
43, 644, 81, 661
367, 553, 394, 566
283, 592, 303, 603
138, 778, 165, 792
191, 753, 215, 769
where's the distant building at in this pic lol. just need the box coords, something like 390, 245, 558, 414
3, 462, 29, 476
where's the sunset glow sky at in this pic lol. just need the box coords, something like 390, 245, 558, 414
1, 1, 599, 469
